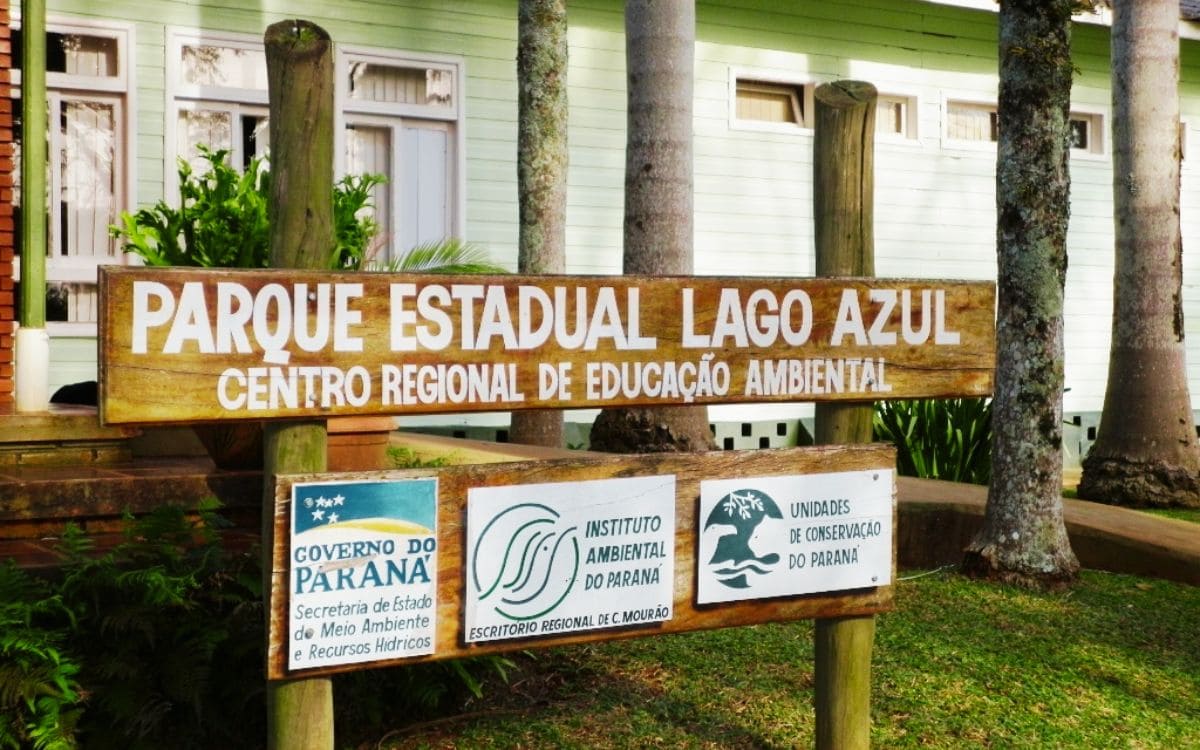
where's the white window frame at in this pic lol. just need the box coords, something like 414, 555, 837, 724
167, 29, 269, 106
336, 46, 462, 121
1067, 107, 1107, 159
942, 96, 999, 151
875, 92, 920, 143
165, 29, 269, 197
945, 95, 1110, 160
11, 16, 135, 335
336, 44, 467, 255
165, 33, 468, 257
728, 67, 817, 134
173, 100, 270, 173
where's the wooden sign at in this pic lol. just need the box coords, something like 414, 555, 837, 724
98, 268, 995, 425
268, 444, 896, 680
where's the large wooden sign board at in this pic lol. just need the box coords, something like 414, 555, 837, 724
98, 268, 994, 425
269, 444, 896, 680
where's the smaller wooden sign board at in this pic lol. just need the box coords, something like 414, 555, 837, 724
269, 443, 896, 680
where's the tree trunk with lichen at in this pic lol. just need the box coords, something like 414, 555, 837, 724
509, 0, 567, 449
1078, 0, 1200, 508
590, 0, 714, 453
263, 18, 335, 750
961, 0, 1080, 588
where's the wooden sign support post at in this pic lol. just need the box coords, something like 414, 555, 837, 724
812, 80, 878, 750
262, 19, 336, 750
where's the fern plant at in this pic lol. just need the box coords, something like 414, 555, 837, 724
873, 397, 993, 485
0, 563, 82, 750
2, 498, 520, 748
50, 501, 264, 750
111, 145, 384, 270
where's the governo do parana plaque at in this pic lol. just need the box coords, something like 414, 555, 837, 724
99, 268, 994, 425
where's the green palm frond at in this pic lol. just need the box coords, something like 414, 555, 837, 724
369, 237, 508, 275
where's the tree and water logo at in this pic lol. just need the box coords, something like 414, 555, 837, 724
702, 488, 785, 590
469, 502, 580, 621
698, 471, 895, 604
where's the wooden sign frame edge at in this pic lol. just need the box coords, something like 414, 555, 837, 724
268, 443, 898, 680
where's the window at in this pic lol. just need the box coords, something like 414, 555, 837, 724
946, 101, 998, 143
731, 74, 915, 141
168, 32, 268, 175
736, 80, 804, 126
12, 22, 131, 330
876, 94, 917, 140
337, 48, 462, 264
947, 99, 1107, 156
1068, 111, 1105, 155
731, 73, 814, 131
166, 32, 464, 265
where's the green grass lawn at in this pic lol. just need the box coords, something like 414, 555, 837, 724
1140, 507, 1200, 524
371, 570, 1200, 749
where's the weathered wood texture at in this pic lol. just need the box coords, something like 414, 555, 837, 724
267, 444, 896, 679
813, 80, 876, 280
263, 18, 336, 750
99, 270, 995, 425
812, 79, 879, 750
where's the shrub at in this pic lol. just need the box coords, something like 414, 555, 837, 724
1, 501, 516, 748
111, 146, 383, 270
0, 563, 82, 749
57, 500, 265, 750
873, 397, 992, 485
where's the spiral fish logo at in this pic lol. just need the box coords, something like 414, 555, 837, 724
470, 503, 580, 621
704, 488, 784, 589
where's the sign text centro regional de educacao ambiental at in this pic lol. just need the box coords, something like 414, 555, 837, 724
98, 268, 994, 425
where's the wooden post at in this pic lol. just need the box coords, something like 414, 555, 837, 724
263, 19, 336, 750
812, 80, 877, 750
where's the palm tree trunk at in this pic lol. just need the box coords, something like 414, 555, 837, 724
590, 0, 714, 453
1079, 0, 1200, 508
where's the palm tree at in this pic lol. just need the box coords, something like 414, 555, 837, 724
589, 0, 715, 453
1079, 0, 1200, 508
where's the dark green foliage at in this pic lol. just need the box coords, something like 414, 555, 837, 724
0, 564, 81, 749
0, 501, 263, 750
56, 500, 265, 750
2, 503, 519, 748
111, 146, 383, 270
873, 398, 992, 485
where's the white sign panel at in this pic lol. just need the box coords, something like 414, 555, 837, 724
289, 479, 438, 671
697, 469, 893, 604
465, 475, 676, 643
